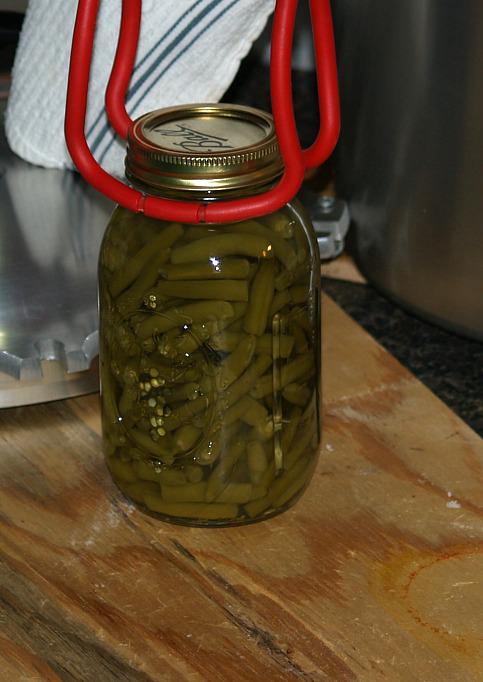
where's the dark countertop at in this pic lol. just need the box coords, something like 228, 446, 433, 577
226, 57, 483, 438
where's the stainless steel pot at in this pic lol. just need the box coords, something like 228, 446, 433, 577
332, 0, 483, 340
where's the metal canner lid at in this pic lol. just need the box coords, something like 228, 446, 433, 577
126, 103, 283, 196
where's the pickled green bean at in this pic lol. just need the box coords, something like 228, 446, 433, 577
244, 260, 275, 336
289, 286, 307, 305
162, 481, 207, 503
273, 466, 309, 508
173, 424, 202, 452
122, 480, 159, 503
281, 406, 302, 454
239, 396, 268, 427
269, 456, 309, 501
291, 322, 309, 354
116, 248, 170, 313
216, 483, 265, 505
159, 468, 187, 485
129, 428, 176, 463
282, 383, 311, 407
281, 353, 313, 387
137, 301, 234, 340
143, 497, 239, 520
228, 220, 297, 269
250, 374, 272, 400
163, 395, 209, 432
205, 440, 245, 502
133, 460, 162, 483
269, 289, 292, 316
185, 464, 203, 483
274, 262, 307, 291
110, 222, 183, 296
285, 423, 317, 470
160, 258, 250, 280
171, 233, 272, 264
216, 335, 256, 390
261, 212, 294, 239
247, 441, 268, 484
255, 334, 294, 358
145, 279, 248, 302
224, 354, 272, 408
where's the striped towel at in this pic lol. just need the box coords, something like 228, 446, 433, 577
5, 0, 274, 176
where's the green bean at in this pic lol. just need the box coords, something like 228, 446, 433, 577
143, 497, 238, 520
281, 353, 313, 387
239, 396, 268, 427
216, 483, 261, 505
137, 301, 234, 339
224, 354, 272, 408
159, 468, 187, 485
248, 418, 274, 442
122, 480, 159, 504
285, 423, 317, 470
171, 233, 272, 264
216, 335, 256, 390
133, 459, 162, 483
185, 464, 204, 483
282, 383, 311, 407
145, 279, 248, 302
209, 331, 245, 352
269, 289, 292, 316
164, 382, 200, 403
118, 384, 137, 418
291, 322, 308, 354
273, 467, 309, 508
116, 249, 170, 314
250, 374, 272, 400
173, 424, 202, 452
261, 212, 294, 239
243, 495, 271, 519
255, 334, 294, 358
223, 397, 252, 426
268, 456, 310, 502
289, 286, 307, 305
247, 441, 268, 484
183, 225, 215, 241
100, 363, 120, 428
129, 428, 176, 463
244, 260, 275, 336
163, 395, 209, 432
281, 406, 302, 454
205, 440, 245, 502
162, 481, 207, 503
275, 262, 308, 291
110, 222, 183, 297
160, 258, 250, 280
228, 220, 297, 269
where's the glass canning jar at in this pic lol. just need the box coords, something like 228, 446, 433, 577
98, 104, 321, 526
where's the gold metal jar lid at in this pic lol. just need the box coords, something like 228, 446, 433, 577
126, 103, 283, 196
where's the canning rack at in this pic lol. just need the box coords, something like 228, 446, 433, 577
65, 0, 340, 223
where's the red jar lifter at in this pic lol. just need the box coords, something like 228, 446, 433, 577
65, 0, 340, 224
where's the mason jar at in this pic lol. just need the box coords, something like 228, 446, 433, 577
98, 104, 321, 526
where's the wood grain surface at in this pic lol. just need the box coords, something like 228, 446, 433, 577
1, 296, 482, 682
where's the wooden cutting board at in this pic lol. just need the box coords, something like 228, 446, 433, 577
0, 296, 482, 682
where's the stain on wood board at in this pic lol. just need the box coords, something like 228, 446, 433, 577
0, 296, 482, 681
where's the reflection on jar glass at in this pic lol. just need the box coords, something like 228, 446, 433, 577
98, 105, 321, 526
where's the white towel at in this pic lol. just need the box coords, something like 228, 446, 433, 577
5, 0, 274, 176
